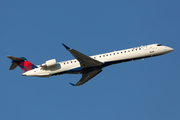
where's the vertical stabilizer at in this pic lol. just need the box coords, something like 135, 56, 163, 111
7, 56, 37, 72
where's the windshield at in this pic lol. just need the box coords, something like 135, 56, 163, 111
157, 44, 163, 46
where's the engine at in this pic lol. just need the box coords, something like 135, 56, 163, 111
40, 59, 57, 68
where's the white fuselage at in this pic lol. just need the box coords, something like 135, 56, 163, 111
22, 44, 173, 77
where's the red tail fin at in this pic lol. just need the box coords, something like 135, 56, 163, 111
7, 56, 37, 72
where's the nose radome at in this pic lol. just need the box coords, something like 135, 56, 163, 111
168, 47, 174, 52
165, 46, 174, 53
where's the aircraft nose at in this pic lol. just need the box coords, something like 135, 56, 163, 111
168, 47, 174, 52
165, 46, 174, 53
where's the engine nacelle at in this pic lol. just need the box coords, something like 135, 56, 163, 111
40, 59, 57, 68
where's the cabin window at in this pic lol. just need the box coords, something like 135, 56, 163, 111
124, 51, 126, 53
106, 54, 108, 56
75, 61, 76, 62
103, 55, 105, 57
113, 53, 115, 55
121, 52, 123, 54
99, 56, 101, 58
117, 52, 119, 54
64, 63, 65, 65
110, 54, 111, 56
128, 50, 130, 52
139, 48, 141, 50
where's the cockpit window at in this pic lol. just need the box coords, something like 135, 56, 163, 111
157, 44, 163, 46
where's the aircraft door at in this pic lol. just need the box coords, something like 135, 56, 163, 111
149, 46, 154, 54
149, 46, 157, 56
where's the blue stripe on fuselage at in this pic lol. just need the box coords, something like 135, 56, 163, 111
67, 67, 82, 72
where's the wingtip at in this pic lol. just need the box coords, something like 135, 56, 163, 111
69, 82, 76, 86
62, 43, 71, 50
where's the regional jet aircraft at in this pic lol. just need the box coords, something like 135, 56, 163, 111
7, 43, 173, 86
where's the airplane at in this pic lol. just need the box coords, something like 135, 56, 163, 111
7, 43, 173, 86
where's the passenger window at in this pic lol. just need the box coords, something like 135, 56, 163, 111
113, 53, 115, 55
117, 52, 119, 54
124, 51, 126, 53
103, 55, 105, 57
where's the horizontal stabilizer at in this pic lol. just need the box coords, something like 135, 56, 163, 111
7, 56, 26, 61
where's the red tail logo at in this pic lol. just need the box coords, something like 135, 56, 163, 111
7, 56, 37, 72
16, 60, 37, 72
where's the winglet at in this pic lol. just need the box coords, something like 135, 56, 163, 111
62, 43, 71, 50
69, 82, 76, 86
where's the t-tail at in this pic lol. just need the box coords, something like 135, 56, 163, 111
7, 56, 37, 72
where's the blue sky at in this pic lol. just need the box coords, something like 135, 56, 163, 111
0, 0, 180, 120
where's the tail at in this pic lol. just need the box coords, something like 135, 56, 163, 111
7, 56, 37, 72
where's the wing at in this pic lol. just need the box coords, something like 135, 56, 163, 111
62, 44, 103, 69
62, 44, 103, 86
70, 69, 102, 86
